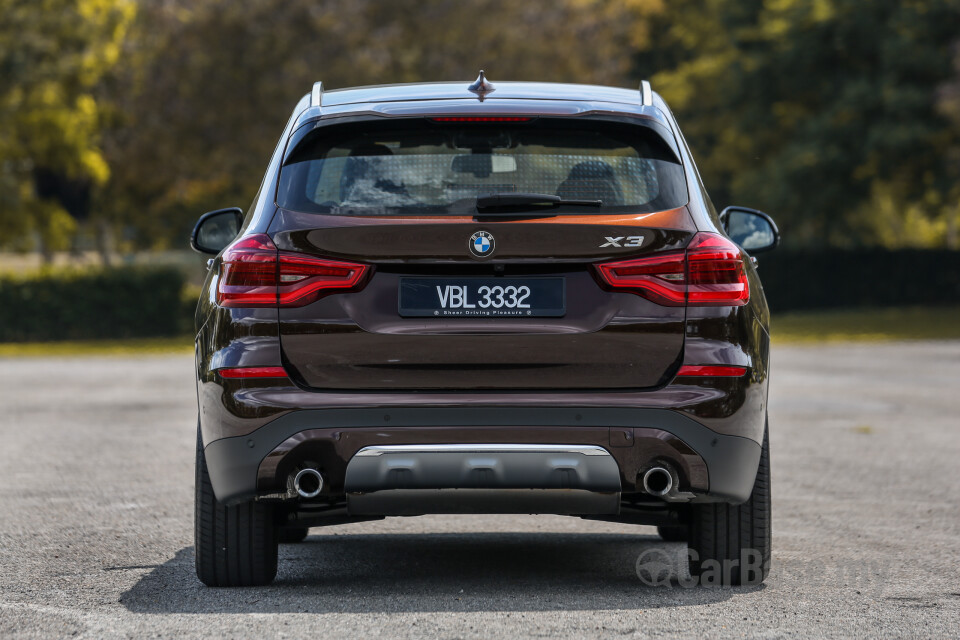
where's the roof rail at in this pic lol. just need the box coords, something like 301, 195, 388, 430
311, 81, 324, 107
639, 80, 652, 106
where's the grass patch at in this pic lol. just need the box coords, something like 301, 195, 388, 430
0, 336, 193, 357
773, 306, 960, 343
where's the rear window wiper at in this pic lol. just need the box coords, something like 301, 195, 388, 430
476, 192, 603, 211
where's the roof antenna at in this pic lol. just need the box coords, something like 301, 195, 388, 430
468, 70, 495, 101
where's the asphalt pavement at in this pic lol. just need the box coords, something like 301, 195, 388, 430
1, 341, 959, 638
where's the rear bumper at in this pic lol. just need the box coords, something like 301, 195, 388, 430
203, 406, 761, 508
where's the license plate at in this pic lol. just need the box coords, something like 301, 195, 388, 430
399, 278, 565, 317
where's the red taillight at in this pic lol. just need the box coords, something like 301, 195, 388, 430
593, 251, 686, 306
277, 253, 370, 306
217, 235, 279, 307
217, 234, 372, 308
676, 365, 748, 377
218, 366, 289, 379
685, 233, 749, 305
430, 116, 533, 122
592, 232, 749, 306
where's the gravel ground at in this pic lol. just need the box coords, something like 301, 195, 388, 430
1, 342, 959, 639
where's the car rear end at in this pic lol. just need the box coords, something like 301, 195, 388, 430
193, 84, 771, 586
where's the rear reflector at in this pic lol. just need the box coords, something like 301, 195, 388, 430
593, 232, 749, 306
217, 366, 289, 379
217, 234, 372, 307
676, 365, 747, 377
430, 116, 533, 122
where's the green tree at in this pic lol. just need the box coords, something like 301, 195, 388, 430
637, 0, 960, 248
0, 0, 135, 260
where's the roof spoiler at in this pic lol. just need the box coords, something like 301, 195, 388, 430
309, 78, 651, 108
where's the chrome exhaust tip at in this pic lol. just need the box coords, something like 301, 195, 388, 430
293, 468, 324, 499
642, 466, 674, 497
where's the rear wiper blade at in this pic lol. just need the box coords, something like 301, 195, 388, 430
476, 192, 602, 211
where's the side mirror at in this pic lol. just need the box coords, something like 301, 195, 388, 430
720, 206, 780, 254
190, 207, 244, 254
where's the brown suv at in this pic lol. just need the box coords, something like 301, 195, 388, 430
189, 74, 779, 587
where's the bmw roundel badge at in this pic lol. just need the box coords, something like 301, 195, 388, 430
468, 230, 495, 258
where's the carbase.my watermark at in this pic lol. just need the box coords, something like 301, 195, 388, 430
636, 546, 890, 590
635, 547, 766, 588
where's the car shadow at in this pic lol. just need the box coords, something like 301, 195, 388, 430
119, 532, 757, 613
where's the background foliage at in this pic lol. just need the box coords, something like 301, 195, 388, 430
0, 0, 134, 258
1, 0, 958, 257
760, 249, 960, 311
0, 266, 186, 340
638, 0, 960, 249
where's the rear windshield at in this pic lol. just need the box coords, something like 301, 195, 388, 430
277, 119, 688, 215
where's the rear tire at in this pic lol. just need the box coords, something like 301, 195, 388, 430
279, 527, 309, 543
657, 525, 688, 542
687, 421, 771, 586
195, 428, 278, 586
